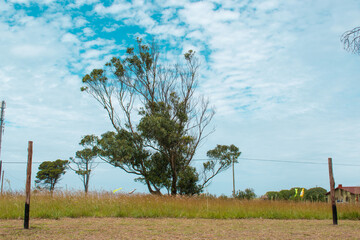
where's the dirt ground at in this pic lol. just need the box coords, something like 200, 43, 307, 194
1, 218, 360, 240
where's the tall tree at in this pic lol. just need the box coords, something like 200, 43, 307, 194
81, 38, 226, 195
35, 159, 68, 192
69, 135, 98, 193
341, 27, 360, 54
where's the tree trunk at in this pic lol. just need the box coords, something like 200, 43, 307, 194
84, 174, 89, 194
171, 171, 177, 196
170, 153, 177, 196
145, 178, 161, 195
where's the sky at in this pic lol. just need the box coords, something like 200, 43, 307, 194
1, 0, 360, 197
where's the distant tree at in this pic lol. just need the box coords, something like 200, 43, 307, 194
266, 191, 279, 200
234, 188, 256, 200
278, 189, 293, 200
69, 135, 98, 193
266, 187, 315, 201
81, 38, 226, 195
201, 144, 241, 189
304, 187, 327, 202
341, 27, 360, 54
35, 159, 68, 192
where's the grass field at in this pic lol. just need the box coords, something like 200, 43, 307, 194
1, 191, 360, 220
1, 218, 360, 239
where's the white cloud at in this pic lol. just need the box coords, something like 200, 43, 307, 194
10, 44, 55, 58
94, 1, 132, 16
61, 33, 80, 44
7, 0, 31, 5
82, 27, 95, 37
102, 24, 120, 32
74, 16, 88, 28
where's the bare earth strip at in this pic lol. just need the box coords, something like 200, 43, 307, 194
1, 218, 360, 240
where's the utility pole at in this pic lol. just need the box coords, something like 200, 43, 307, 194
0, 100, 5, 161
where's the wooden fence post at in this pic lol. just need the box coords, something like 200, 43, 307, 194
328, 157, 338, 225
24, 141, 33, 229
0, 170, 3, 194
0, 160, 2, 194
0, 160, 2, 184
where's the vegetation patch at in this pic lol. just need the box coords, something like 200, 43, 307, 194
1, 191, 360, 220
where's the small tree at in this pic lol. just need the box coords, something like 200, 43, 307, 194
304, 187, 327, 202
266, 191, 279, 200
69, 135, 98, 193
234, 188, 256, 200
201, 144, 241, 189
35, 159, 68, 192
278, 189, 293, 200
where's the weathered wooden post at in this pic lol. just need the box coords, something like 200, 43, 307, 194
0, 161, 2, 182
0, 160, 2, 194
328, 157, 338, 225
1, 170, 4, 194
24, 141, 33, 229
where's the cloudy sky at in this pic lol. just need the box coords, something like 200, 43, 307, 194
1, 0, 360, 196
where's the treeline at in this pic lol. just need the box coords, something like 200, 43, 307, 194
266, 187, 327, 202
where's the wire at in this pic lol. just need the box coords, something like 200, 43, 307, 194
238, 157, 360, 166
1, 157, 360, 166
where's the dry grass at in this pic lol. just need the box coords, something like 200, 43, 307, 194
1, 191, 360, 220
1, 218, 360, 240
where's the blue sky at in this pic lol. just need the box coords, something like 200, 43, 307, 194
1, 0, 360, 196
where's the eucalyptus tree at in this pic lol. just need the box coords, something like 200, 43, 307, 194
35, 159, 68, 192
69, 135, 98, 193
81, 38, 236, 195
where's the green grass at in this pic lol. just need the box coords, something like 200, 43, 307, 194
1, 191, 360, 220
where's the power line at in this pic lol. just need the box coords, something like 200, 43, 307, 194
194, 157, 360, 166
1, 157, 360, 166
238, 157, 360, 166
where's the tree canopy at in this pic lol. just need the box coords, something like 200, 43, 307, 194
201, 144, 241, 189
234, 188, 256, 200
35, 159, 68, 192
81, 38, 236, 195
265, 187, 327, 202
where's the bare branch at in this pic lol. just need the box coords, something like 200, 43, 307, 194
341, 27, 360, 54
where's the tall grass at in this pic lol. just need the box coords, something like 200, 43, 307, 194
1, 191, 360, 220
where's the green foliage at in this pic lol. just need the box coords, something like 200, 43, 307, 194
206, 144, 241, 164
266, 191, 279, 200
266, 187, 327, 202
234, 188, 256, 200
201, 144, 241, 188
81, 38, 216, 195
278, 189, 293, 200
177, 166, 202, 195
35, 159, 68, 192
304, 187, 327, 202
